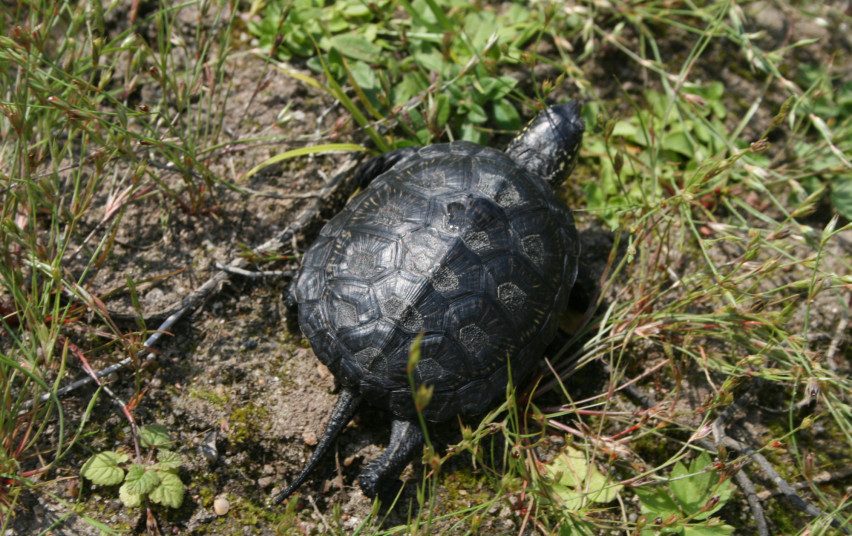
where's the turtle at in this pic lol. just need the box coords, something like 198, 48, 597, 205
273, 101, 586, 503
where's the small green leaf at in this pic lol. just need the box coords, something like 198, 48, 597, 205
830, 176, 852, 219
584, 182, 605, 211
493, 100, 521, 130
479, 75, 516, 100
558, 517, 597, 536
695, 478, 737, 520
123, 464, 160, 495
550, 483, 585, 510
149, 471, 185, 509
393, 73, 428, 106
140, 424, 172, 449
547, 447, 589, 488
81, 451, 129, 486
635, 486, 681, 517
682, 522, 736, 535
413, 51, 446, 73
611, 119, 647, 146
156, 450, 183, 472
670, 453, 736, 520
461, 123, 484, 143
690, 454, 715, 488
585, 469, 623, 504
118, 484, 143, 508
328, 33, 382, 63
662, 131, 694, 157
434, 94, 451, 129
546, 447, 622, 508
670, 459, 709, 514
348, 60, 379, 91
324, 10, 349, 33
340, 2, 370, 18
465, 103, 488, 124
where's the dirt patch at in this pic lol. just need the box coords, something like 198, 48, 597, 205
70, 52, 343, 320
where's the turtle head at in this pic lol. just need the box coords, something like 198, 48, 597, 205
505, 101, 584, 187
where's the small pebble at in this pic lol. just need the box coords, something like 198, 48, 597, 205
302, 431, 318, 446
199, 429, 219, 463
213, 496, 230, 516
316, 363, 332, 379
144, 287, 165, 306
65, 478, 80, 498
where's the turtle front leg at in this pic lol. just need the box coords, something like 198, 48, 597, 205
358, 419, 424, 499
354, 147, 418, 189
284, 280, 300, 333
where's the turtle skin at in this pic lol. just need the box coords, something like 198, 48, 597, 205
292, 140, 579, 422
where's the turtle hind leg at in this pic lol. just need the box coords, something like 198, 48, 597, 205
358, 419, 424, 500
354, 147, 418, 189
567, 261, 598, 314
568, 225, 618, 314
271, 389, 361, 504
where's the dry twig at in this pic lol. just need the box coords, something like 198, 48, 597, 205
708, 393, 769, 536
733, 470, 769, 536
213, 262, 293, 279
60, 337, 142, 461
756, 467, 852, 500
716, 433, 848, 534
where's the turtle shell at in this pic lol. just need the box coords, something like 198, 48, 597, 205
293, 141, 579, 422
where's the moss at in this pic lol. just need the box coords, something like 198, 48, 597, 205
188, 386, 230, 407
194, 471, 218, 509
272, 335, 310, 389
194, 495, 300, 535
631, 431, 682, 466
79, 495, 132, 534
228, 404, 270, 445
439, 468, 492, 514
763, 499, 804, 535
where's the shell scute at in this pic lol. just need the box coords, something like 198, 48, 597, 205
293, 143, 578, 420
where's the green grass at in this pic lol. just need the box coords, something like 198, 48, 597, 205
2, 0, 851, 534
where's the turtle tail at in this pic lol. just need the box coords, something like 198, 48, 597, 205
271, 388, 361, 504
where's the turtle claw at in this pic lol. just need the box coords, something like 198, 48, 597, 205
359, 419, 424, 500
